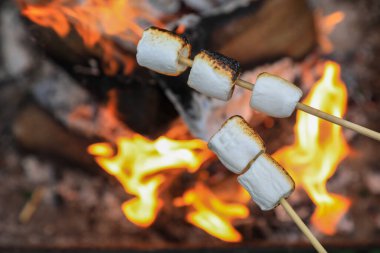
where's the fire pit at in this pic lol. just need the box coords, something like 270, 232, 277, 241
1, 0, 380, 252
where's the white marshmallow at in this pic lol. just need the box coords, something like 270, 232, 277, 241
208, 116, 265, 174
238, 153, 295, 211
136, 27, 191, 76
250, 73, 303, 118
188, 50, 240, 101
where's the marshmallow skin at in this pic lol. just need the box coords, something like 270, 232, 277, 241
208, 116, 265, 174
188, 50, 240, 101
136, 27, 191, 76
238, 153, 295, 211
250, 73, 303, 118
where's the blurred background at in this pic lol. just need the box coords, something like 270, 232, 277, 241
0, 0, 380, 252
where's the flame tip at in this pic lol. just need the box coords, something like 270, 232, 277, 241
274, 60, 349, 235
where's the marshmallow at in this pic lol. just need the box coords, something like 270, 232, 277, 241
208, 116, 265, 174
136, 27, 191, 76
250, 73, 303, 118
188, 50, 240, 101
238, 153, 295, 211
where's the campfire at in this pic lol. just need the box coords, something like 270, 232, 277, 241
87, 60, 352, 245
1, 0, 380, 251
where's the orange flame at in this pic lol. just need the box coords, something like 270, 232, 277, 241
174, 183, 249, 242
273, 61, 351, 235
88, 135, 210, 227
19, 0, 164, 74
316, 11, 345, 53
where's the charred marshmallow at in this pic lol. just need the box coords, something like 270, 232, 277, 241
250, 73, 303, 118
208, 116, 265, 174
188, 50, 240, 101
238, 153, 295, 211
137, 27, 191, 76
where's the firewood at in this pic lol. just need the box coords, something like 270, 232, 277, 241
211, 0, 316, 65
12, 103, 97, 169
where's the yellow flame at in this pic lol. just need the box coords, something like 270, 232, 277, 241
174, 183, 249, 242
273, 61, 351, 235
88, 135, 210, 227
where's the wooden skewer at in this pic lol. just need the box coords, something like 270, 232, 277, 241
235, 79, 254, 90
295, 103, 380, 141
280, 198, 327, 253
178, 56, 380, 142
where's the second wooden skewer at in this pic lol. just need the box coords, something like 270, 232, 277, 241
280, 198, 328, 253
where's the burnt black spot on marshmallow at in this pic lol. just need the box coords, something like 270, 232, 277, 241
200, 50, 241, 81
146, 26, 189, 47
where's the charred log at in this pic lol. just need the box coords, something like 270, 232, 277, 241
22, 18, 178, 137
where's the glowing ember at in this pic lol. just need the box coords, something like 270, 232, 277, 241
19, 0, 164, 74
174, 183, 249, 242
175, 24, 186, 34
88, 135, 210, 227
273, 61, 351, 235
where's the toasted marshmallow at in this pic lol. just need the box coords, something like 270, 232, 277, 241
208, 116, 265, 174
188, 50, 240, 101
136, 27, 191, 76
238, 153, 295, 211
250, 73, 303, 118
